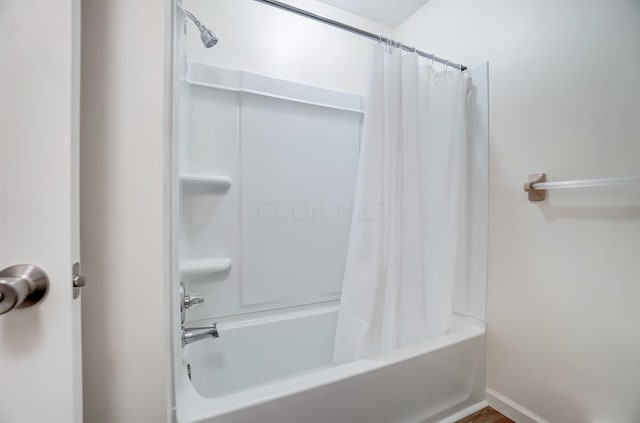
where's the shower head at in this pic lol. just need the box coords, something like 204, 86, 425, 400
184, 9, 218, 48
199, 26, 218, 48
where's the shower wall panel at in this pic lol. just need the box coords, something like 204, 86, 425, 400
241, 94, 360, 306
180, 64, 363, 321
181, 88, 240, 266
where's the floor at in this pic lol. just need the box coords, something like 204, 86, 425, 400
456, 407, 514, 423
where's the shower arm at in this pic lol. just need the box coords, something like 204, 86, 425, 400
183, 9, 202, 30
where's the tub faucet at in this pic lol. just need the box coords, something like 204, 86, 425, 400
182, 323, 218, 347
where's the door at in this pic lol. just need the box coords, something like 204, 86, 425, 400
0, 1, 83, 422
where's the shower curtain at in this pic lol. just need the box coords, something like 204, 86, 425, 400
333, 45, 469, 364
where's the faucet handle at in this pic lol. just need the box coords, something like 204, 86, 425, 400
184, 293, 204, 309
180, 282, 205, 324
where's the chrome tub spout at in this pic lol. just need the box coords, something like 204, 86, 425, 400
182, 323, 218, 347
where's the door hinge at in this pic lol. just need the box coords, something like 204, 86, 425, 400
72, 262, 86, 299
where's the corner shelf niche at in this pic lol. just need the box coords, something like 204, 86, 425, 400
179, 258, 232, 280
180, 175, 232, 194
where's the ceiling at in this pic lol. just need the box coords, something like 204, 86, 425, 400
315, 0, 431, 27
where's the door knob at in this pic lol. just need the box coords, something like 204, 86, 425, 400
0, 264, 49, 315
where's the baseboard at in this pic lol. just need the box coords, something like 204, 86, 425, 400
486, 388, 550, 423
435, 400, 489, 423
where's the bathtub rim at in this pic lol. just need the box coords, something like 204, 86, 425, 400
176, 312, 485, 423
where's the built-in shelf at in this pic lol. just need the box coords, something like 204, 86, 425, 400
180, 175, 232, 193
186, 63, 366, 114
179, 258, 232, 279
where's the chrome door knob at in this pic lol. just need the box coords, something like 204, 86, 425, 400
0, 264, 49, 315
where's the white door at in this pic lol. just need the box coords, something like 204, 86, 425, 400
0, 1, 83, 422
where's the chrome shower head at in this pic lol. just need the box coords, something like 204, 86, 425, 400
199, 26, 218, 48
184, 9, 218, 48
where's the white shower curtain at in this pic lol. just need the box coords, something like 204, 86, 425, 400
333, 45, 469, 364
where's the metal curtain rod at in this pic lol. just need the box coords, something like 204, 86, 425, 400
253, 0, 468, 71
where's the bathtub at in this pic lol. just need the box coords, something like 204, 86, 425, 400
175, 304, 487, 423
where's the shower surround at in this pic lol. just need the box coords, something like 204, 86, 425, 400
172, 59, 489, 422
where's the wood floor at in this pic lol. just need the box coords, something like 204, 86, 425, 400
455, 407, 514, 423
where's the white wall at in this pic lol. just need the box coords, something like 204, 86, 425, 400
184, 0, 392, 96
80, 1, 171, 422
397, 1, 640, 422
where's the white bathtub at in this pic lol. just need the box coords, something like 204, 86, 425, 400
175, 305, 487, 423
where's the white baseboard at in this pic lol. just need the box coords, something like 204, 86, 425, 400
435, 400, 489, 423
486, 388, 550, 423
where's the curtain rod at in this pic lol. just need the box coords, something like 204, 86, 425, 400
253, 0, 468, 71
